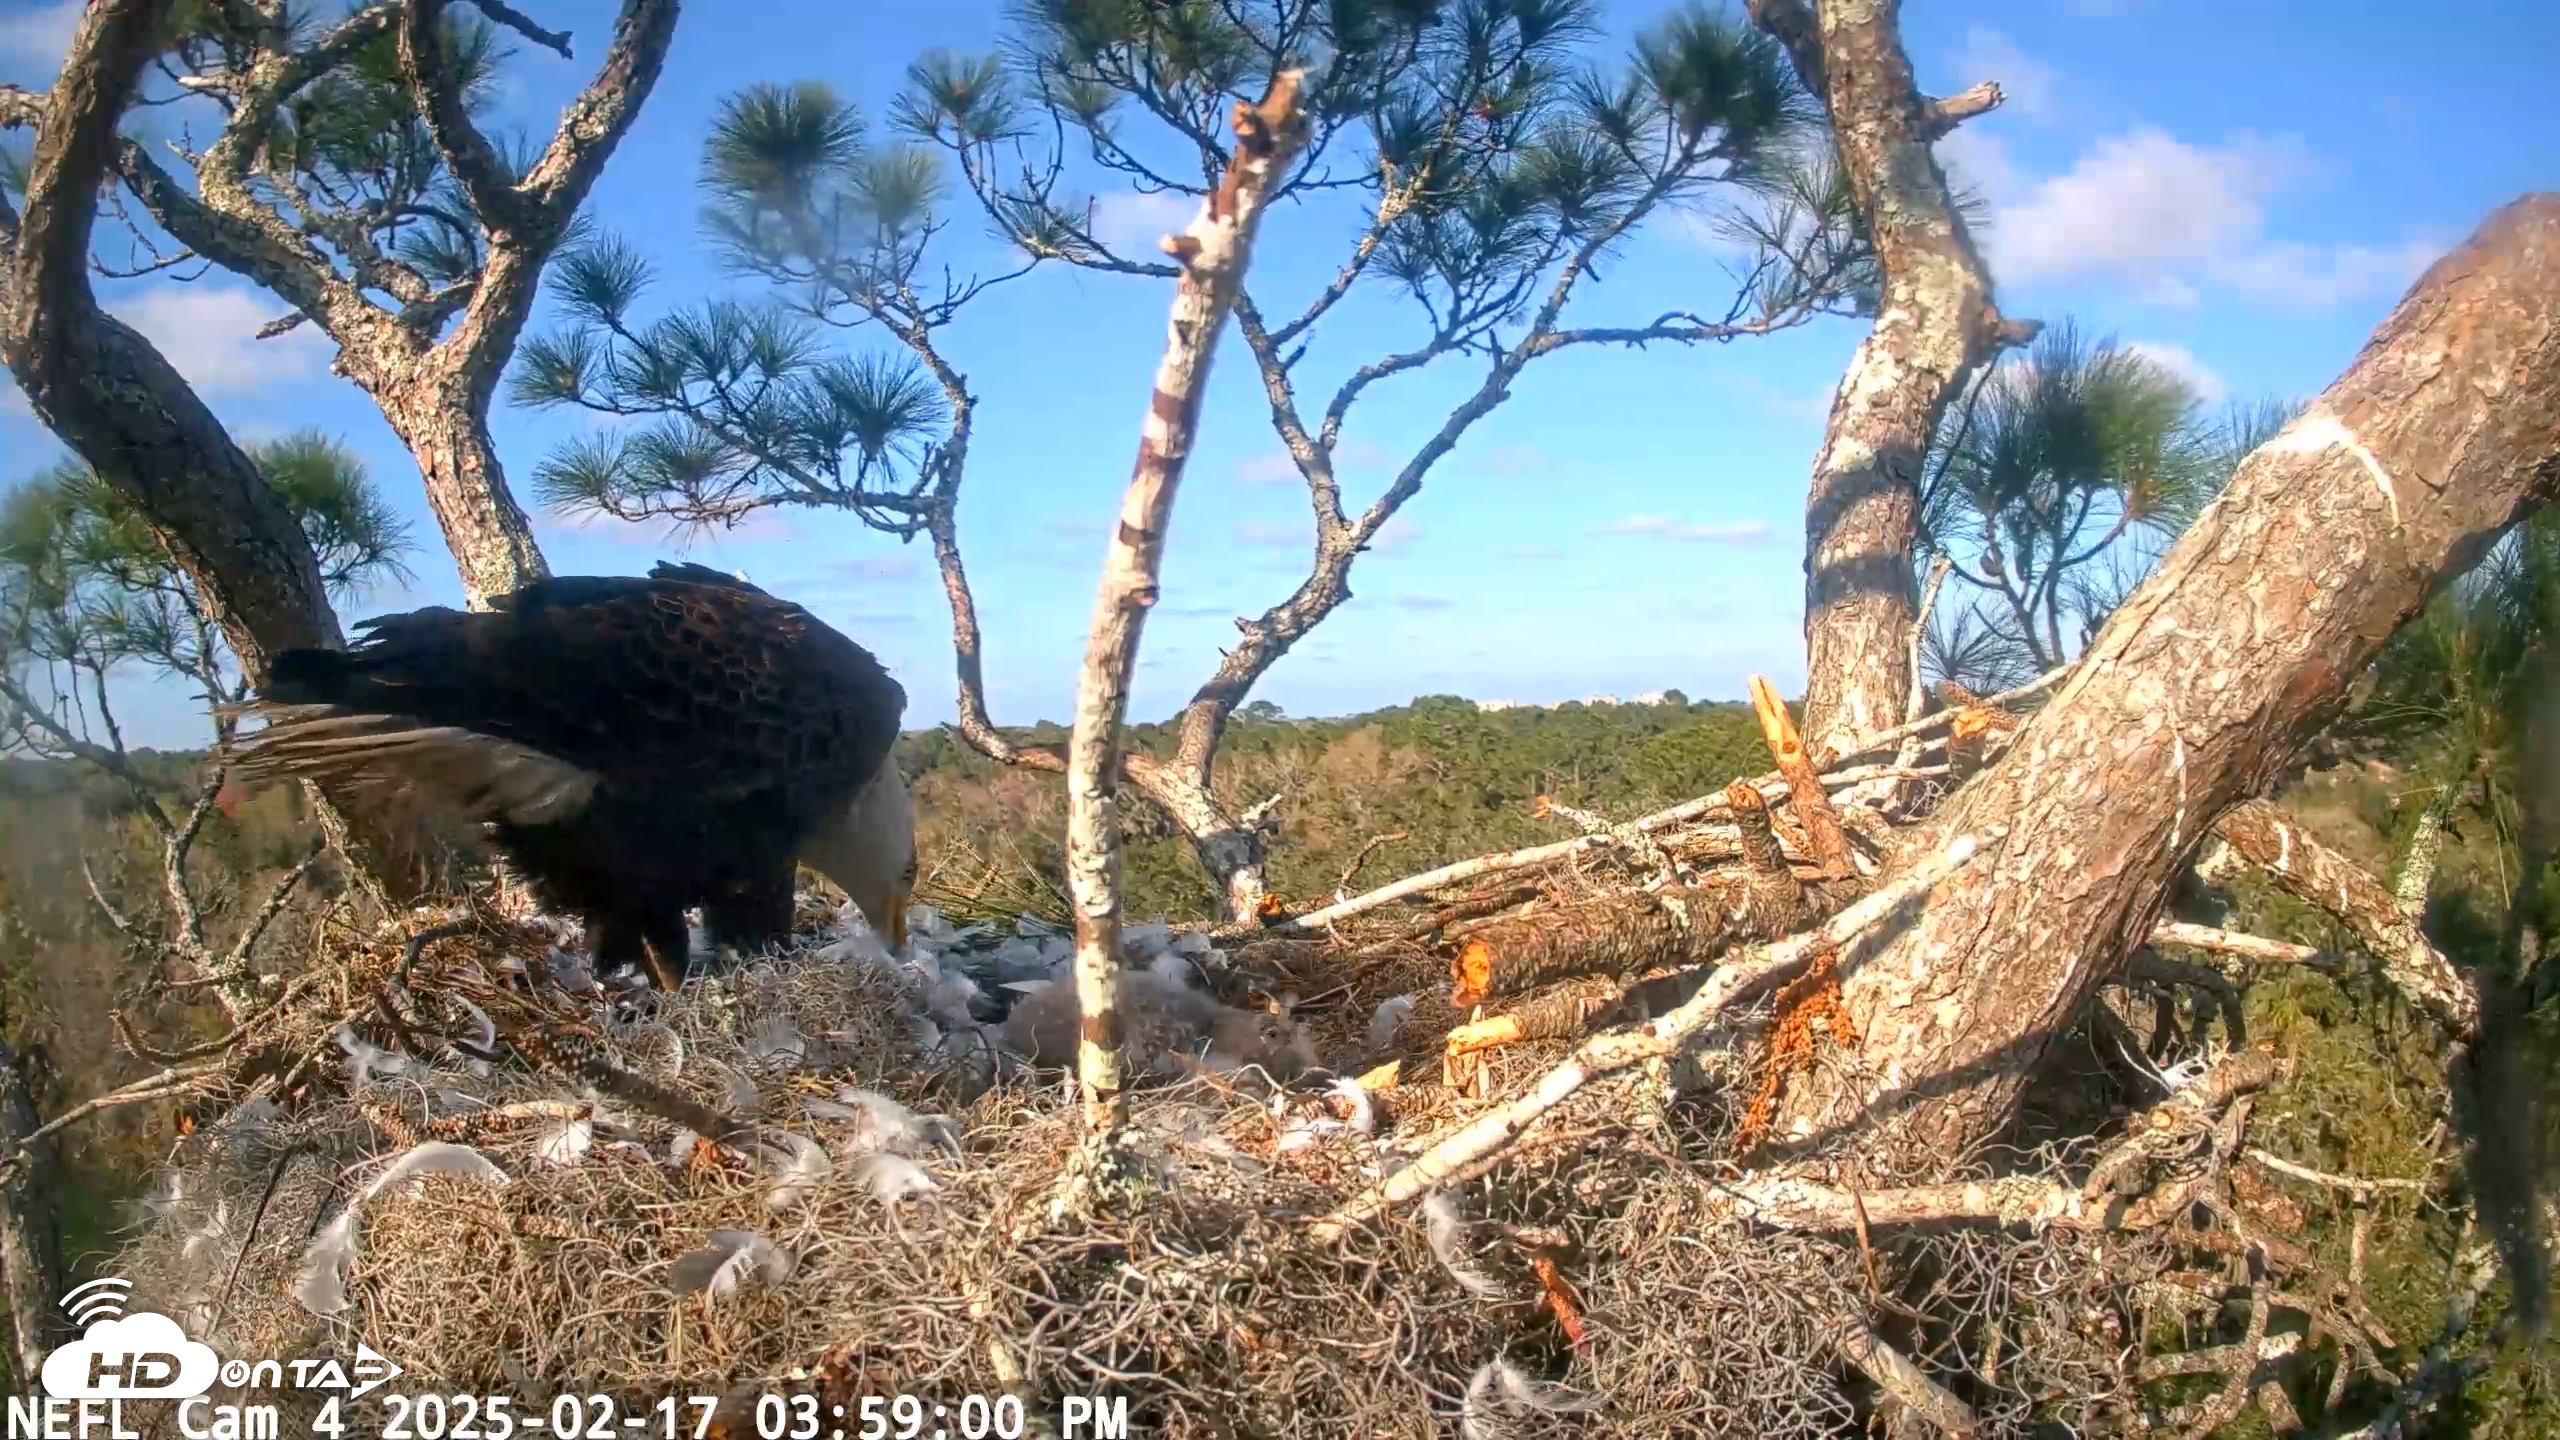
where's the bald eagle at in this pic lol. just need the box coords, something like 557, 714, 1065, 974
231, 562, 914, 987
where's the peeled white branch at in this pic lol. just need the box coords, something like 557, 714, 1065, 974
1060, 73, 1309, 1139
2148, 922, 2324, 966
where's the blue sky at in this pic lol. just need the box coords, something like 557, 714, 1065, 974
3, 0, 2553, 749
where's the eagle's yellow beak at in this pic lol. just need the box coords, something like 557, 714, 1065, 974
884, 891, 909, 950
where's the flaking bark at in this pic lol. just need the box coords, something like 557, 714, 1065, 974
1063, 76, 1309, 1138
0, 0, 425, 899
1775, 196, 2560, 1162
1748, 0, 2032, 759
1449, 869, 1813, 1010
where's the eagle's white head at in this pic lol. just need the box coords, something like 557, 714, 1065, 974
803, 754, 917, 950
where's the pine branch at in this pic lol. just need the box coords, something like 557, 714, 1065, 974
1061, 71, 1308, 1151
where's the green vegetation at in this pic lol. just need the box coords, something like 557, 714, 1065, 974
907, 694, 1770, 923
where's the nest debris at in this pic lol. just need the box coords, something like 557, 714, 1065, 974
99, 886, 2167, 1440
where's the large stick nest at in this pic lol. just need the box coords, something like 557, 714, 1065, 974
108, 883, 2147, 1440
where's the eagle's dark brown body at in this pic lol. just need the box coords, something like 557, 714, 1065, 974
237, 563, 911, 982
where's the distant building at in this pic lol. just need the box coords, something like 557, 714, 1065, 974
1579, 694, 1621, 707
1632, 689, 1670, 705
1478, 698, 1523, 711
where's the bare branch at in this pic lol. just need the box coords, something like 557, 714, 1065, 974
2148, 921, 2325, 967
463, 0, 573, 57
79, 854, 141, 941
399, 0, 537, 234
225, 844, 329, 971
0, 1060, 229, 1181
2243, 1149, 2430, 1200
2207, 800, 2480, 1035
1832, 1316, 1979, 1437
1062, 73, 1308, 1148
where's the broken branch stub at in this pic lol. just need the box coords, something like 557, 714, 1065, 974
1748, 675, 1857, 880
1061, 74, 1310, 1138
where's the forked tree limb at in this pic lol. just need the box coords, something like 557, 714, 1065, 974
1063, 74, 1309, 1138
2205, 800, 2478, 1035
103, 0, 681, 605
1310, 829, 1993, 1241
1747, 0, 2036, 758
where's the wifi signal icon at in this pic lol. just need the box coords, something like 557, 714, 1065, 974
61, 1277, 132, 1329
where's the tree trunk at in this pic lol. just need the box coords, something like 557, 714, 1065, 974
1749, 0, 2026, 760
1771, 195, 2560, 1165
0, 1044, 64, 1385
0, 0, 428, 902
377, 374, 551, 608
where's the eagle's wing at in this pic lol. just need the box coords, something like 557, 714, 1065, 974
227, 708, 602, 829
231, 574, 906, 826
646, 560, 769, 595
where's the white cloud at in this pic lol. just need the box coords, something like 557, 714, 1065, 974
1957, 126, 2444, 309
1993, 128, 2296, 290
2204, 237, 2443, 308
1590, 517, 1778, 544
2121, 341, 2227, 406
0, 0, 79, 78
110, 284, 332, 395
1953, 28, 2057, 122
42, 1313, 219, 1398
1089, 191, 1196, 255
